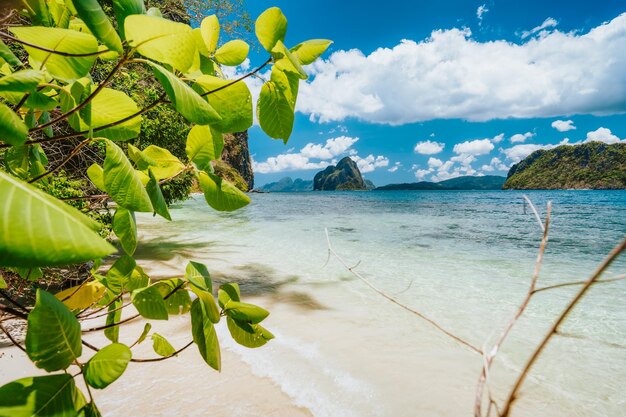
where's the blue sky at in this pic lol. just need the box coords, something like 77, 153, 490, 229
236, 1, 626, 186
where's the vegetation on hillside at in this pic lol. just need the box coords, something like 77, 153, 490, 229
0, 1, 331, 415
504, 142, 626, 189
376, 175, 506, 190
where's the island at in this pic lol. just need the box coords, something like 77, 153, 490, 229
313, 157, 369, 190
376, 175, 506, 190
503, 142, 626, 189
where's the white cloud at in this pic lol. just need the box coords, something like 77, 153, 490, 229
477, 4, 489, 25
414, 169, 432, 180
298, 14, 626, 125
453, 138, 494, 155
491, 133, 505, 143
351, 155, 390, 173
521, 17, 558, 39
427, 157, 443, 168
584, 127, 625, 144
388, 162, 402, 172
481, 157, 509, 172
414, 140, 445, 155
300, 136, 358, 160
501, 144, 553, 163
551, 119, 576, 132
510, 131, 535, 143
253, 136, 391, 174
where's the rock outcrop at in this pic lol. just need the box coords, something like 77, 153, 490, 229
217, 131, 254, 191
503, 142, 626, 189
313, 157, 367, 190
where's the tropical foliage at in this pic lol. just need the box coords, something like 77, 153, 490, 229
0, 1, 331, 415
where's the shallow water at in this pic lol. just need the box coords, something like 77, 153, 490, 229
136, 190, 626, 417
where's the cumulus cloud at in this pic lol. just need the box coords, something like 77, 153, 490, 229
388, 162, 402, 172
521, 17, 558, 39
453, 138, 494, 155
584, 127, 625, 144
300, 136, 358, 159
491, 133, 505, 143
551, 119, 576, 132
414, 140, 445, 155
351, 155, 390, 173
510, 132, 535, 143
298, 14, 626, 125
501, 144, 554, 163
481, 157, 509, 172
253, 136, 390, 174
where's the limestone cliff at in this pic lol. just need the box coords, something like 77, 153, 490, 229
313, 157, 367, 190
216, 131, 254, 192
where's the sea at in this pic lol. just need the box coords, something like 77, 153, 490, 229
135, 190, 626, 417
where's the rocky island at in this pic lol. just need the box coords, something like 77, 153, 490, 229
376, 175, 506, 190
313, 157, 368, 190
504, 142, 626, 189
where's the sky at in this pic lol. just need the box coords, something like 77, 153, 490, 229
232, 1, 626, 186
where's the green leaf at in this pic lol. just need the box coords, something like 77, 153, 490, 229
185, 124, 223, 170
132, 285, 168, 320
198, 171, 250, 212
103, 139, 153, 212
105, 255, 136, 294
0, 39, 22, 68
193, 76, 253, 133
0, 69, 43, 93
126, 264, 150, 292
134, 323, 152, 346
151, 333, 176, 356
146, 169, 171, 221
0, 102, 28, 146
9, 26, 98, 80
224, 301, 270, 324
272, 40, 308, 80
84, 343, 131, 389
257, 80, 295, 143
87, 163, 106, 191
155, 279, 191, 315
194, 290, 220, 324
55, 281, 106, 310
25, 290, 82, 372
0, 274, 6, 289
226, 317, 274, 348
200, 15, 219, 54
79, 402, 102, 417
255, 7, 288, 52
214, 40, 249, 66
0, 374, 86, 417
113, 207, 137, 255
74, 0, 124, 54
147, 62, 221, 125
185, 261, 212, 293
0, 171, 114, 267
141, 145, 185, 180
104, 299, 122, 343
63, 87, 142, 141
190, 299, 220, 371
21, 0, 53, 27
125, 15, 196, 73
290, 39, 333, 65
217, 282, 240, 309
127, 144, 157, 170
112, 0, 146, 39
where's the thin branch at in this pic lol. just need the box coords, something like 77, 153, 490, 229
28, 138, 92, 183
0, 32, 111, 57
83, 338, 194, 362
30, 55, 129, 133
324, 228, 482, 354
0, 289, 30, 313
474, 202, 552, 417
81, 313, 140, 333
199, 57, 272, 97
499, 236, 626, 417
532, 274, 626, 294
523, 195, 545, 233
0, 321, 27, 353
80, 300, 132, 320
77, 292, 124, 319
0, 304, 29, 320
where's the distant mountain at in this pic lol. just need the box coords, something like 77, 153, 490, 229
257, 177, 313, 192
504, 142, 626, 189
314, 157, 367, 190
376, 175, 506, 191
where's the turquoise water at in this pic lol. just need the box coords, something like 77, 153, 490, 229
136, 190, 626, 417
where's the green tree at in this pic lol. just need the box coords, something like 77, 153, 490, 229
0, 1, 331, 415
